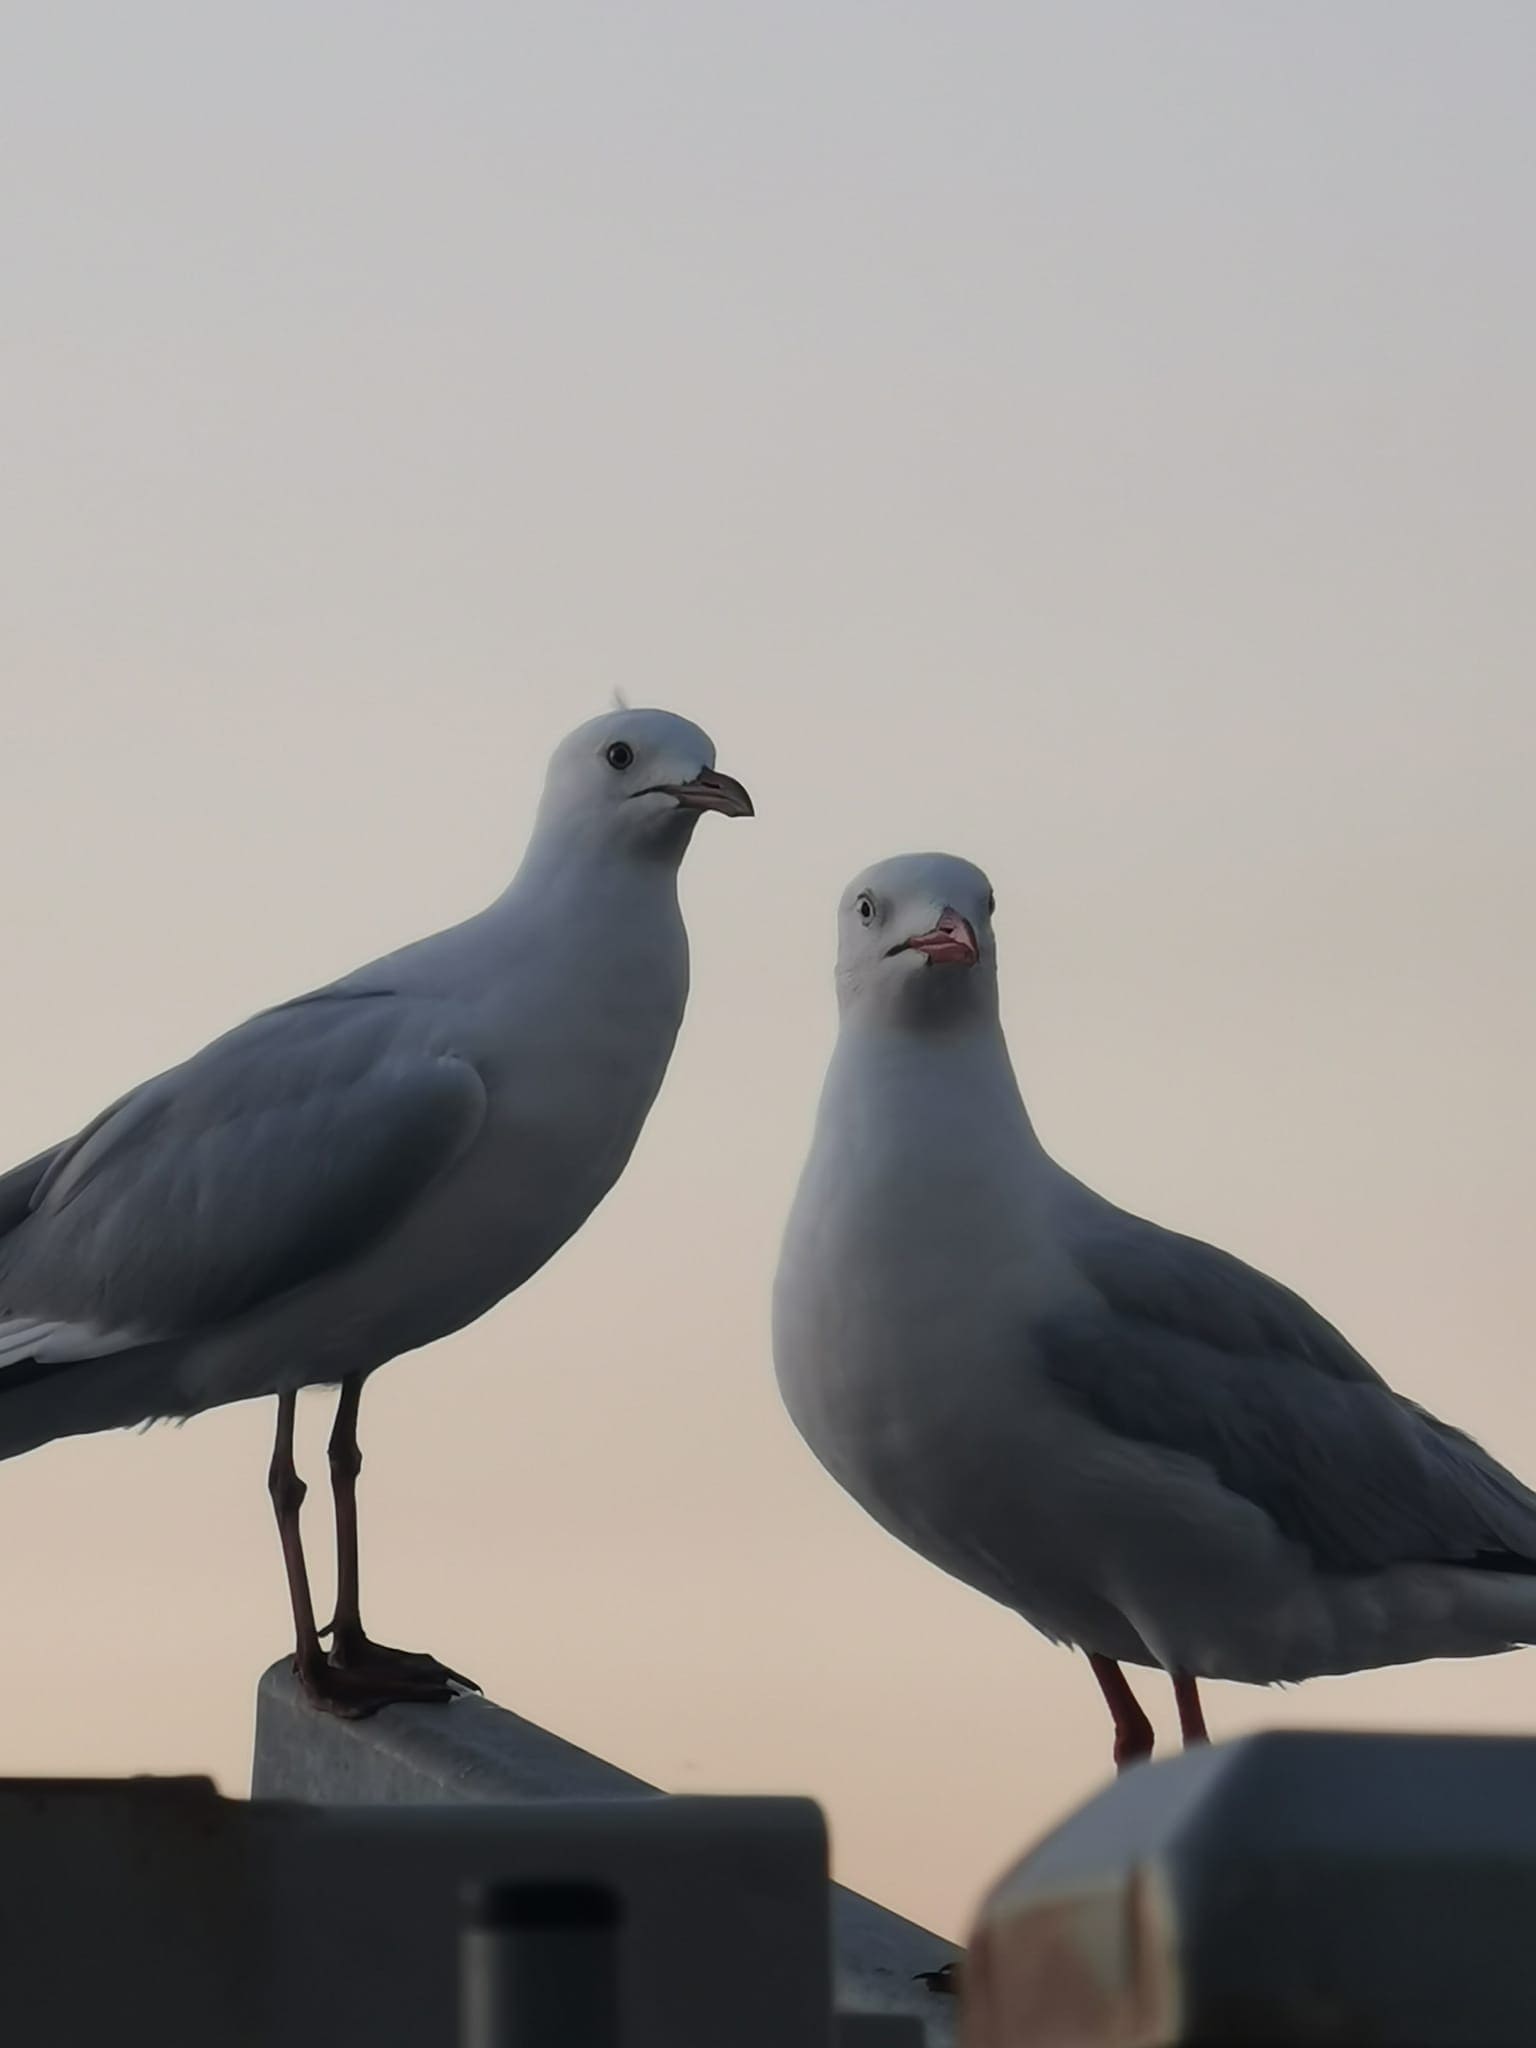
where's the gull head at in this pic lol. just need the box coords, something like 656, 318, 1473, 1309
834, 851, 998, 1023
534, 708, 753, 856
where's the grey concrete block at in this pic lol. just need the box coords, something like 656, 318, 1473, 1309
0, 1776, 266, 2047
254, 1659, 959, 2043
0, 1773, 831, 2048
965, 1729, 1536, 2047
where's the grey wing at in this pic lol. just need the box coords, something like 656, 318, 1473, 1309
1040, 1217, 1536, 1574
0, 1148, 59, 1238
0, 994, 488, 1368
1078, 1221, 1387, 1386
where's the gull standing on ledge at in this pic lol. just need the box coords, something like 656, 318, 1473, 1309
774, 852, 1536, 1770
0, 709, 752, 1714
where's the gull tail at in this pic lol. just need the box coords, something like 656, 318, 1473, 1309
0, 1144, 190, 1458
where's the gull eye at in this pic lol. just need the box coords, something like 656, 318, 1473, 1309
605, 740, 635, 771
987, 889, 996, 914
857, 893, 876, 924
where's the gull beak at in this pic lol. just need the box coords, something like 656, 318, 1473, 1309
901, 908, 979, 967
651, 767, 755, 819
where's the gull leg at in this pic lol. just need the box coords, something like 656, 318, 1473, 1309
268, 1390, 328, 1696
322, 1371, 479, 1696
1088, 1652, 1155, 1771
268, 1389, 452, 1717
1173, 1670, 1209, 1748
326, 1371, 366, 1649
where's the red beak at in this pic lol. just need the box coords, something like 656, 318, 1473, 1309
903, 908, 979, 967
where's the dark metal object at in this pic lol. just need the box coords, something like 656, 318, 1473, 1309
460, 1881, 622, 2047
836, 2018, 927, 2046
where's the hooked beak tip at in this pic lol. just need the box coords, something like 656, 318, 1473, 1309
656, 767, 754, 819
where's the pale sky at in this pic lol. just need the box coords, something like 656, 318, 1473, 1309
2, 2, 1534, 1939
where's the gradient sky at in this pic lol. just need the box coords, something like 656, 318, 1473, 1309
2, 2, 1533, 1938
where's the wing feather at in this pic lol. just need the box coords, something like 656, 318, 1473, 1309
1042, 1218, 1536, 1574
0, 994, 487, 1364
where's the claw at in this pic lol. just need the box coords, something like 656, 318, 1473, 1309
326, 1631, 481, 1698
915, 1963, 960, 1995
292, 1652, 455, 1719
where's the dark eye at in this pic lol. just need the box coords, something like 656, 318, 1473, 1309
857, 893, 876, 924
987, 889, 996, 914
605, 741, 635, 771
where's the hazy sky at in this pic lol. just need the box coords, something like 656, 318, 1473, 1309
2, 3, 1534, 1938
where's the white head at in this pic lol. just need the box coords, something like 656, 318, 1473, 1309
533, 708, 753, 861
834, 852, 999, 1026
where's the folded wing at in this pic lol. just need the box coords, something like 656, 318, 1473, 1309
1040, 1218, 1536, 1575
0, 993, 487, 1370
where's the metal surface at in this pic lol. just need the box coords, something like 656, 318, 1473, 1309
459, 1881, 623, 2048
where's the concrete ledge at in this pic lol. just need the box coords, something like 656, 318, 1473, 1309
965, 1729, 1536, 2048
254, 1660, 958, 2043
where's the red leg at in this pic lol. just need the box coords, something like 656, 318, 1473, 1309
1088, 1653, 1154, 1771
1173, 1670, 1209, 1747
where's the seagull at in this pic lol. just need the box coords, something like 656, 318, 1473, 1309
773, 852, 1536, 1770
0, 709, 752, 1715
